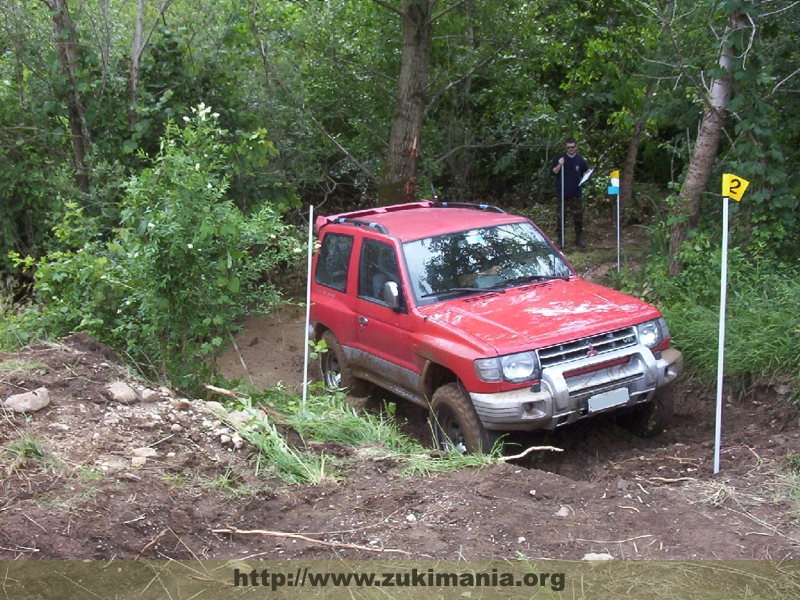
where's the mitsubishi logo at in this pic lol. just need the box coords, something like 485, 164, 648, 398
586, 343, 598, 357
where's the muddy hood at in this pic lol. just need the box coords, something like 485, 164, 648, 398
420, 278, 661, 353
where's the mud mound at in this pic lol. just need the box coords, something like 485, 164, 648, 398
1, 330, 798, 561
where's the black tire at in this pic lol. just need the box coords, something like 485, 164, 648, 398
619, 385, 674, 437
430, 382, 497, 454
318, 331, 369, 396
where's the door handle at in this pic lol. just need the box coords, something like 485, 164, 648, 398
358, 316, 369, 326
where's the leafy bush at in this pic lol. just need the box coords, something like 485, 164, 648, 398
661, 265, 800, 381
616, 231, 799, 383
16, 105, 301, 391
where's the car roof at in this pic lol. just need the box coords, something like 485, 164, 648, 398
315, 201, 528, 243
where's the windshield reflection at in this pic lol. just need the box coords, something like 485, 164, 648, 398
403, 222, 572, 304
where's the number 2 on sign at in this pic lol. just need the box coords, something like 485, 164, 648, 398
722, 173, 749, 201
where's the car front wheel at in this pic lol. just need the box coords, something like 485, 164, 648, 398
430, 382, 497, 454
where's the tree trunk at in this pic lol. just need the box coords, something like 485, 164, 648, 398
378, 0, 434, 206
129, 0, 145, 128
619, 83, 654, 218
129, 0, 172, 128
43, 0, 92, 194
667, 10, 748, 275
621, 1, 672, 222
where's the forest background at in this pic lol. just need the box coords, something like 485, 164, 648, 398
0, 0, 798, 397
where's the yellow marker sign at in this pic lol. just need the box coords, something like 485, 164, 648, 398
722, 173, 749, 201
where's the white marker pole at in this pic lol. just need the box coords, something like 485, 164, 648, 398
560, 168, 565, 248
301, 204, 314, 413
608, 171, 621, 271
713, 196, 730, 474
616, 191, 621, 272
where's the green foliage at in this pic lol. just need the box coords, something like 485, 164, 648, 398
616, 233, 799, 382
225, 394, 334, 485
661, 264, 800, 381
214, 384, 503, 483
18, 107, 301, 391
284, 389, 416, 452
0, 281, 33, 351
786, 451, 800, 475
2, 0, 799, 394
307, 337, 328, 362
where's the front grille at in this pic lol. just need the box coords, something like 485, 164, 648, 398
538, 326, 637, 368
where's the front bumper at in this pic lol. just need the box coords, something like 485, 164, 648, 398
470, 345, 682, 431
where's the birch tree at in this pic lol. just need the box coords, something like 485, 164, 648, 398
667, 4, 752, 275
129, 0, 172, 128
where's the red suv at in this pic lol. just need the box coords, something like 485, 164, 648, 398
310, 201, 682, 453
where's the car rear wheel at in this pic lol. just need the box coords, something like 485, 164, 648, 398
619, 385, 674, 437
319, 331, 369, 396
430, 382, 497, 454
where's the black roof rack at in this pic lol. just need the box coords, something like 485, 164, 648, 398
333, 217, 389, 234
432, 201, 506, 214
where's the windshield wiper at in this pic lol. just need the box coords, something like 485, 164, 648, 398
421, 286, 506, 299
501, 273, 570, 287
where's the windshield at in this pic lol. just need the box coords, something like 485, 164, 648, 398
403, 221, 573, 305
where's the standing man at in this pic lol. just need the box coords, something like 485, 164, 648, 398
551, 137, 589, 248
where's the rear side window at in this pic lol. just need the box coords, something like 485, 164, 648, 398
315, 233, 353, 292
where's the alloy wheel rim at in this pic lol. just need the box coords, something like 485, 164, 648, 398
322, 354, 342, 388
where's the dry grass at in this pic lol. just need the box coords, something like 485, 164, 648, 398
680, 456, 800, 549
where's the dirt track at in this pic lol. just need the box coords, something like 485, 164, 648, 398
2, 307, 799, 563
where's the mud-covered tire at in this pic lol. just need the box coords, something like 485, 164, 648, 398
619, 385, 674, 437
318, 331, 369, 396
430, 383, 497, 454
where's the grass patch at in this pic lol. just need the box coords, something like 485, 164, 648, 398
224, 393, 335, 485
284, 391, 417, 453
203, 467, 241, 492
396, 445, 501, 477
0, 359, 49, 374
786, 450, 800, 474
213, 384, 512, 486
162, 472, 195, 487
662, 269, 800, 385
78, 467, 105, 482
1, 435, 62, 475
198, 466, 271, 498
612, 248, 799, 396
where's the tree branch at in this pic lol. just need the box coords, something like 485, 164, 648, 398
306, 113, 380, 186
424, 43, 507, 115
761, 0, 800, 18
430, 0, 469, 24
371, 0, 404, 19
769, 66, 800, 97
212, 526, 413, 555
435, 139, 513, 163
249, 15, 379, 186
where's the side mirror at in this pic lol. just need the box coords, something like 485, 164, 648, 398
383, 281, 401, 311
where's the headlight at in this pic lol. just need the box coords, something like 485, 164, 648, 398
475, 351, 541, 384
637, 317, 669, 349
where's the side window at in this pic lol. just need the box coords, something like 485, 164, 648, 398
359, 240, 401, 304
315, 233, 353, 292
